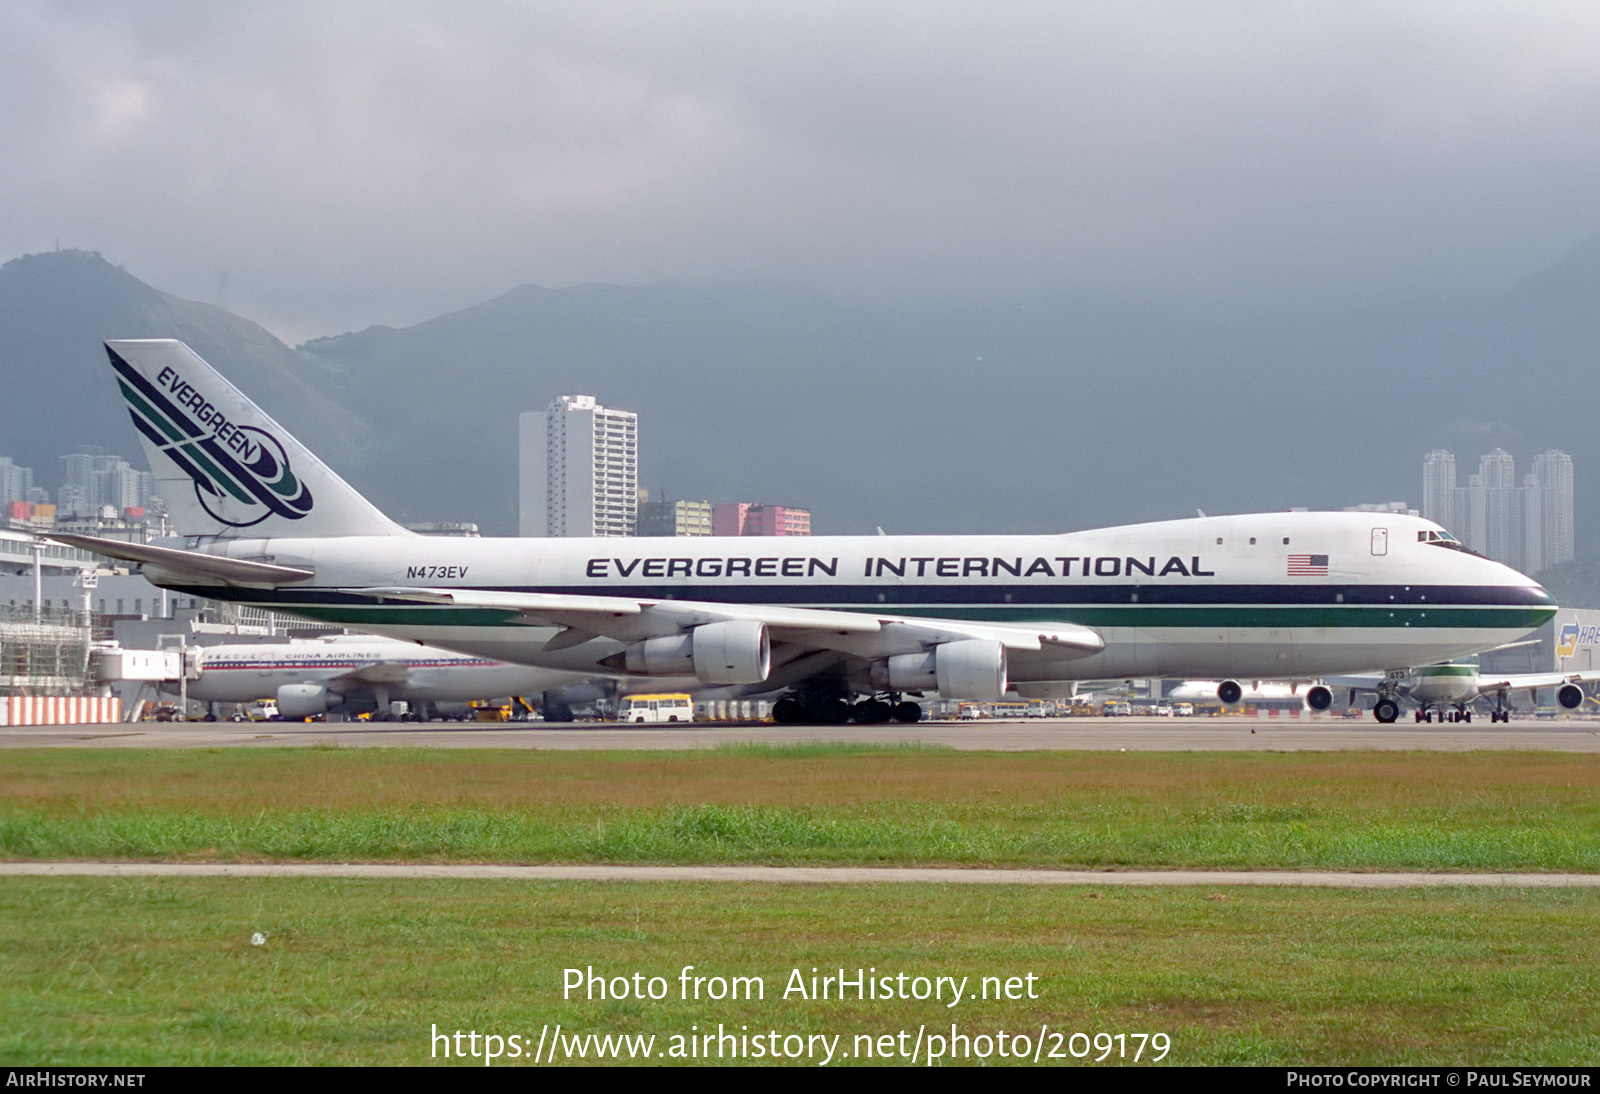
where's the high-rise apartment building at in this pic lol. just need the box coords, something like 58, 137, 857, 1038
1478, 448, 1518, 566
0, 457, 33, 509
1530, 449, 1575, 569
518, 395, 638, 537
1422, 450, 1455, 530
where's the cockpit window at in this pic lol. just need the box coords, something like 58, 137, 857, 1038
1418, 529, 1477, 555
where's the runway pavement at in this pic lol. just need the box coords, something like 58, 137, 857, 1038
3, 714, 1599, 750
4, 861, 1598, 888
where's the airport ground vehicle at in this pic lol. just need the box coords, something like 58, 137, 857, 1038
618, 693, 695, 723
227, 699, 278, 722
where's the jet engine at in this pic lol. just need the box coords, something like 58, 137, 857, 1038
1216, 680, 1243, 705
622, 620, 770, 685
868, 639, 1008, 701
276, 683, 344, 720
1305, 685, 1334, 711
1558, 683, 1585, 710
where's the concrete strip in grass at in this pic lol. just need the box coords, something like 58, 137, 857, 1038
5, 861, 1600, 887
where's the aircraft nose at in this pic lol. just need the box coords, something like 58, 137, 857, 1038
1490, 558, 1557, 617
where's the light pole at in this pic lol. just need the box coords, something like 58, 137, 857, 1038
30, 539, 42, 625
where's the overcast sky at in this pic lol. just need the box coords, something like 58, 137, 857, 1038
4, 1, 1599, 343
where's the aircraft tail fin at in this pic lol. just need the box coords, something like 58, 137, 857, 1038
105, 339, 408, 538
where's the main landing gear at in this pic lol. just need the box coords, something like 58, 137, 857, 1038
1414, 706, 1472, 723
771, 694, 923, 725
1488, 689, 1512, 724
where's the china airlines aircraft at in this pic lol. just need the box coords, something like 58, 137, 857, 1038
52, 340, 1557, 725
174, 633, 614, 722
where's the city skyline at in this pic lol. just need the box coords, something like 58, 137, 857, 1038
1422, 447, 1575, 575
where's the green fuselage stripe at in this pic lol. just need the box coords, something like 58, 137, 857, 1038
251, 601, 1556, 632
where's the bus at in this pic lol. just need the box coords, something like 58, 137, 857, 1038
618, 693, 695, 723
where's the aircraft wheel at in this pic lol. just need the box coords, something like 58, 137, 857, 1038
1373, 698, 1400, 724
807, 699, 851, 725
1461, 711, 1471, 723
892, 701, 923, 724
853, 700, 891, 725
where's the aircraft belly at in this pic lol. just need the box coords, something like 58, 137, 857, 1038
1408, 677, 1477, 705
1013, 624, 1539, 683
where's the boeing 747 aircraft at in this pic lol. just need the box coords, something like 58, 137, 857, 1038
1326, 659, 1600, 724
52, 340, 1558, 724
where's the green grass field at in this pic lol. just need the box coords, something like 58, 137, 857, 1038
5, 745, 1599, 1066
2, 745, 1598, 870
4, 878, 1599, 1066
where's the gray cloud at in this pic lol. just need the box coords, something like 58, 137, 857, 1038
4, 1, 1600, 341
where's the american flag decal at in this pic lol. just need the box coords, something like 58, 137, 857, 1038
1287, 554, 1329, 576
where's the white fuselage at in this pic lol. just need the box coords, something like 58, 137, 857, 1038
1166, 680, 1309, 702
145, 511, 1554, 693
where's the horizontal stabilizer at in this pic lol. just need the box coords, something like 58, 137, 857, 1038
45, 533, 314, 585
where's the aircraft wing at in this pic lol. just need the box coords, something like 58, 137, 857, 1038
352, 586, 1105, 658
1321, 674, 1388, 691
330, 660, 416, 687
1473, 670, 1600, 697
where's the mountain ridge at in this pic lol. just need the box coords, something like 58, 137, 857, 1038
0, 245, 1594, 547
